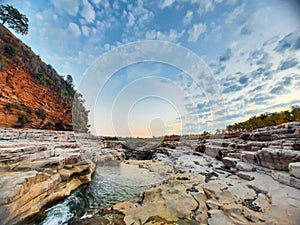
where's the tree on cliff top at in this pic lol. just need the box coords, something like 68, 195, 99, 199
66, 75, 74, 86
0, 4, 29, 35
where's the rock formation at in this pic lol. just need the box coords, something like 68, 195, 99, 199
0, 24, 88, 131
0, 128, 104, 225
196, 122, 300, 189
90, 122, 300, 225
1, 122, 300, 224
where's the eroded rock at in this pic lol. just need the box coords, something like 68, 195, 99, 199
289, 162, 300, 179
0, 128, 101, 225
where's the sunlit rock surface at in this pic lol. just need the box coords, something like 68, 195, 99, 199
1, 123, 300, 225
0, 128, 103, 225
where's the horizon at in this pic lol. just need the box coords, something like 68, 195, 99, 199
3, 0, 300, 137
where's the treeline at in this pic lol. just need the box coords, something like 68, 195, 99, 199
226, 106, 300, 132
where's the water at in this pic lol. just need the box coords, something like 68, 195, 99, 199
35, 162, 165, 225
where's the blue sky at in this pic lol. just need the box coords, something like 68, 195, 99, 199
3, 0, 300, 136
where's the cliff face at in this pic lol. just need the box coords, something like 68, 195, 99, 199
0, 24, 86, 130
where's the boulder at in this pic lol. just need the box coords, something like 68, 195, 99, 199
241, 151, 257, 164
222, 157, 240, 168
236, 162, 255, 172
124, 148, 154, 160
195, 144, 206, 153
236, 172, 255, 181
256, 148, 300, 171
271, 171, 300, 189
250, 131, 272, 141
204, 145, 226, 160
240, 133, 250, 140
289, 162, 300, 179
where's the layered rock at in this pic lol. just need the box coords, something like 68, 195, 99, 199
0, 24, 88, 131
110, 160, 300, 225
289, 162, 300, 179
0, 128, 103, 225
39, 122, 300, 225
195, 122, 300, 189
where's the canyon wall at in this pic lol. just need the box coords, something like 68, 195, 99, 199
0, 24, 88, 131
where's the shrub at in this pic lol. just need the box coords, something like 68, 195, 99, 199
4, 45, 17, 57
13, 113, 30, 128
104, 136, 118, 141
37, 72, 46, 79
46, 77, 55, 85
35, 108, 47, 120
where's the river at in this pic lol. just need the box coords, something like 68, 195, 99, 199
34, 162, 165, 225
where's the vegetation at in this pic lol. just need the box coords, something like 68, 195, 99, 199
103, 107, 300, 141
13, 114, 30, 128
72, 92, 90, 133
163, 134, 181, 141
66, 75, 73, 87
0, 14, 89, 132
0, 4, 29, 35
35, 108, 47, 120
226, 106, 300, 133
103, 136, 119, 141
4, 45, 17, 57
37, 72, 46, 79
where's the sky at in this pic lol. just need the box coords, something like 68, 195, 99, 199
3, 0, 300, 137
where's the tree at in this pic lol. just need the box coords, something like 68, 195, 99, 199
66, 74, 73, 86
0, 4, 29, 35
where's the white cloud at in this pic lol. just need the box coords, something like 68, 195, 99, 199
183, 11, 193, 26
68, 23, 81, 38
36, 13, 43, 20
127, 12, 135, 28
91, 0, 101, 4
50, 0, 81, 16
188, 23, 207, 42
190, 0, 215, 13
120, 0, 155, 41
159, 0, 175, 9
202, 0, 214, 12
227, 0, 237, 5
81, 25, 89, 36
145, 30, 157, 39
81, 0, 96, 23
208, 28, 300, 126
145, 29, 184, 42
225, 3, 245, 24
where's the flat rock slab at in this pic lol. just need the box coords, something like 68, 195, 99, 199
237, 171, 255, 181
289, 162, 300, 179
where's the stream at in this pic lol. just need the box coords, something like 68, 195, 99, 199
34, 162, 165, 225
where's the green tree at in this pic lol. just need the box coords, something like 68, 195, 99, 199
0, 4, 29, 35
66, 74, 73, 86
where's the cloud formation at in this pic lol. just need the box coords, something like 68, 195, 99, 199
188, 23, 207, 42
81, 0, 96, 23
4, 0, 300, 134
68, 23, 81, 38
50, 0, 81, 16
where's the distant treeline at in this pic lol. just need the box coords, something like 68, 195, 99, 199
226, 106, 300, 132
103, 136, 119, 141
102, 106, 300, 140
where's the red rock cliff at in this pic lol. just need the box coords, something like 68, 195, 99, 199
0, 24, 87, 131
